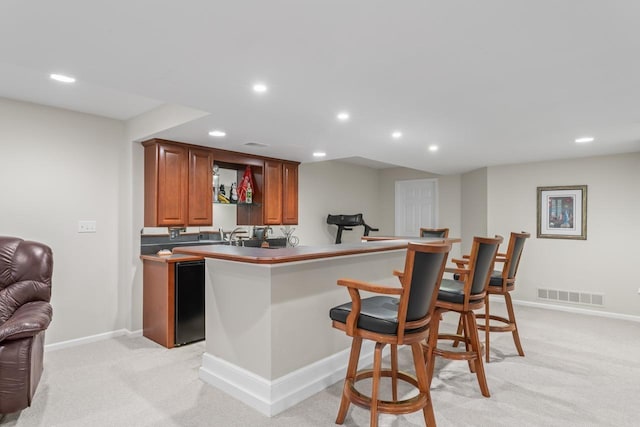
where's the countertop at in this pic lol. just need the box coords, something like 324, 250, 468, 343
140, 253, 204, 263
362, 236, 461, 242
172, 237, 457, 265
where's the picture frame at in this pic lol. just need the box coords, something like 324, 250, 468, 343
537, 185, 587, 240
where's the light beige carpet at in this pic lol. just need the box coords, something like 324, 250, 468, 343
2, 303, 639, 426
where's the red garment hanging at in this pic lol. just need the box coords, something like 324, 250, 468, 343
238, 165, 254, 203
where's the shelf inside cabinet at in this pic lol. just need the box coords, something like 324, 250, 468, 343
213, 202, 261, 206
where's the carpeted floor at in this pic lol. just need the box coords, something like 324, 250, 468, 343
2, 303, 639, 426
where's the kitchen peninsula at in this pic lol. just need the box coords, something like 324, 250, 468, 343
173, 238, 453, 416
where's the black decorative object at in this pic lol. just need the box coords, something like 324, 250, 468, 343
326, 213, 378, 244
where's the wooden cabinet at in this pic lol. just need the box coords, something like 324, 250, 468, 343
282, 161, 299, 225
188, 147, 214, 225
263, 160, 283, 225
141, 255, 204, 348
144, 141, 187, 226
263, 160, 299, 225
143, 138, 297, 227
142, 257, 177, 348
143, 140, 213, 227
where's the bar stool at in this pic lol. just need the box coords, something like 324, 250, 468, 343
330, 242, 451, 426
426, 235, 502, 397
476, 231, 530, 362
419, 228, 449, 239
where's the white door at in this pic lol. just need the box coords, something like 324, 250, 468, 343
395, 179, 438, 236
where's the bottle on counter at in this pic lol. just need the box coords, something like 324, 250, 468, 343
246, 181, 252, 204
230, 182, 238, 203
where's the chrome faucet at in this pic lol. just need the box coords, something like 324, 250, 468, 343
261, 226, 272, 243
227, 227, 245, 246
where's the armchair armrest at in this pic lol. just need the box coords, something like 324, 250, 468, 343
336, 278, 403, 335
445, 255, 469, 280
0, 301, 52, 342
392, 270, 404, 283
445, 267, 469, 276
337, 278, 403, 295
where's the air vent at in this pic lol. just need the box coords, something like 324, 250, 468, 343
537, 288, 604, 307
243, 142, 269, 148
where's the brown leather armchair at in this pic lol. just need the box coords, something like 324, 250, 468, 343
0, 236, 53, 414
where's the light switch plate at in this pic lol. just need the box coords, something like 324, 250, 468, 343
78, 220, 97, 233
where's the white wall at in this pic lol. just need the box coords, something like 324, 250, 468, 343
297, 161, 381, 245
296, 162, 462, 259
378, 168, 461, 232
487, 153, 640, 316
461, 167, 488, 254
0, 98, 127, 343
379, 167, 462, 258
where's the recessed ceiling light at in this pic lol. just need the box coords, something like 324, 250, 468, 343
243, 142, 269, 147
208, 130, 226, 137
313, 152, 326, 158
50, 73, 76, 83
391, 131, 403, 139
428, 145, 439, 152
253, 83, 268, 93
337, 112, 350, 121
575, 137, 594, 143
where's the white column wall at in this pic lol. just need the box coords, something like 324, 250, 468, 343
461, 167, 488, 254
0, 98, 126, 343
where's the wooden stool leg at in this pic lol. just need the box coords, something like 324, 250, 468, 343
452, 314, 464, 347
461, 314, 475, 373
411, 342, 436, 427
426, 310, 442, 388
466, 311, 490, 397
370, 342, 384, 427
391, 344, 398, 401
336, 337, 362, 424
505, 292, 525, 357
485, 295, 491, 363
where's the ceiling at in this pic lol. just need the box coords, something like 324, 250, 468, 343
2, 1, 640, 174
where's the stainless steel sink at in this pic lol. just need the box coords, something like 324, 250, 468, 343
241, 238, 287, 248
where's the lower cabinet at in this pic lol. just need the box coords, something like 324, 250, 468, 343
142, 256, 205, 348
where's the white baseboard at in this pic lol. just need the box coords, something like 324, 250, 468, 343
44, 328, 143, 352
199, 341, 388, 417
511, 298, 640, 323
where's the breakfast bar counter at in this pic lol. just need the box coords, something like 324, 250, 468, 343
172, 238, 419, 264
172, 238, 452, 416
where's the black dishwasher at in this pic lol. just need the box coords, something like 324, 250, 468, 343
175, 260, 205, 345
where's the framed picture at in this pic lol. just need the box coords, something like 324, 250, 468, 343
537, 185, 587, 240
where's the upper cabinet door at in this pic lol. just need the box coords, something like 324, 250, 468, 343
188, 148, 213, 225
282, 162, 298, 225
154, 142, 188, 226
263, 160, 283, 225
